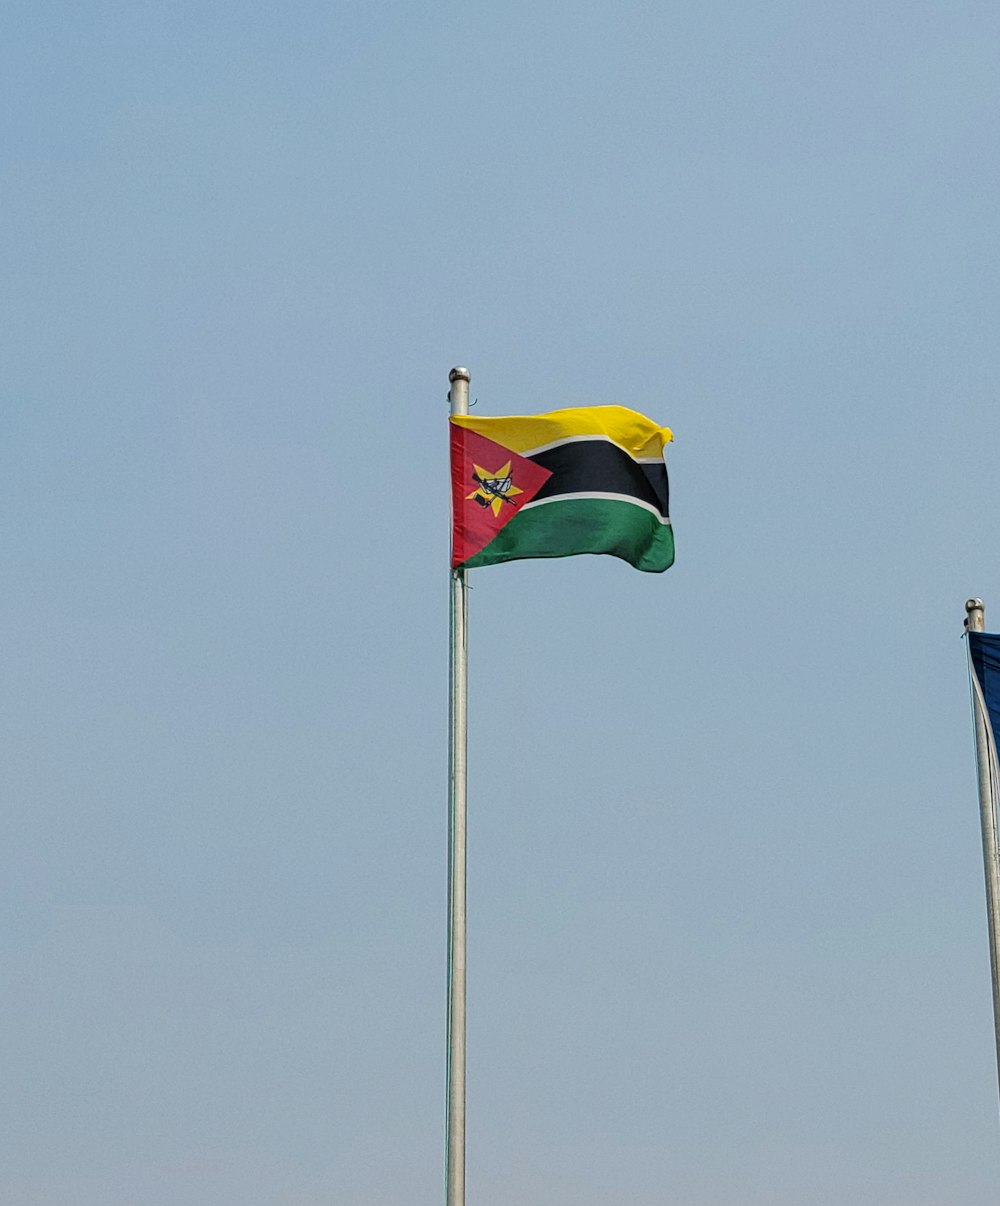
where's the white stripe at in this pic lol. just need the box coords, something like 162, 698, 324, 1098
521, 432, 664, 463
520, 491, 671, 523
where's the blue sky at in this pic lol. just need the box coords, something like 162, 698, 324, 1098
3, 2, 1000, 1203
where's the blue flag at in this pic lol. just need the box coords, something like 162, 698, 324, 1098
969, 633, 1000, 747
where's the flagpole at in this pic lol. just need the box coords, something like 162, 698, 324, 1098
965, 596, 1000, 1102
447, 366, 470, 1206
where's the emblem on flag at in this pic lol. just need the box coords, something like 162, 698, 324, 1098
468, 462, 523, 515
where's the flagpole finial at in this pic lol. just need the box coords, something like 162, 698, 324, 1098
449, 367, 470, 417
966, 598, 986, 633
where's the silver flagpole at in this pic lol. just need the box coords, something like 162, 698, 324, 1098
447, 367, 470, 1206
965, 596, 1000, 1102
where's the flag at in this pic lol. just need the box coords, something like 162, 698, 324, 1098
450, 405, 674, 572
970, 632, 1000, 773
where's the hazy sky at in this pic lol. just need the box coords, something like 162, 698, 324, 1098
4, 2, 1000, 1204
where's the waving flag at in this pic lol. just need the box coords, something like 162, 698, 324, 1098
450, 405, 674, 572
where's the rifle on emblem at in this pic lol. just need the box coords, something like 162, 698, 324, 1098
471, 472, 517, 507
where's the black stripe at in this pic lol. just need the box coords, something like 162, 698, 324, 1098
528, 439, 669, 516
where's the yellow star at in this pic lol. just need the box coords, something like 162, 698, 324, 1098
467, 460, 524, 517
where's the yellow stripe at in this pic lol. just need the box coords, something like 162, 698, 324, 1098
451, 405, 673, 458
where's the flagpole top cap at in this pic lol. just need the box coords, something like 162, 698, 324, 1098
449, 366, 471, 384
966, 598, 986, 633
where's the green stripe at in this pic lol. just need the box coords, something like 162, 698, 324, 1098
461, 497, 675, 573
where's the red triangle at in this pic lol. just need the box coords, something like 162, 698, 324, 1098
450, 424, 552, 567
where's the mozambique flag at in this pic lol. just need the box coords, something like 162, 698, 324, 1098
450, 406, 673, 572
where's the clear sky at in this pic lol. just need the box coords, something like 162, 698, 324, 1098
4, 2, 1000, 1203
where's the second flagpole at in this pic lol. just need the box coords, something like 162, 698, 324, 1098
447, 366, 470, 1206
965, 597, 1000, 1104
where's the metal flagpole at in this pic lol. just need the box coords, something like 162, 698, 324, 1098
447, 366, 470, 1206
965, 596, 1000, 1101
